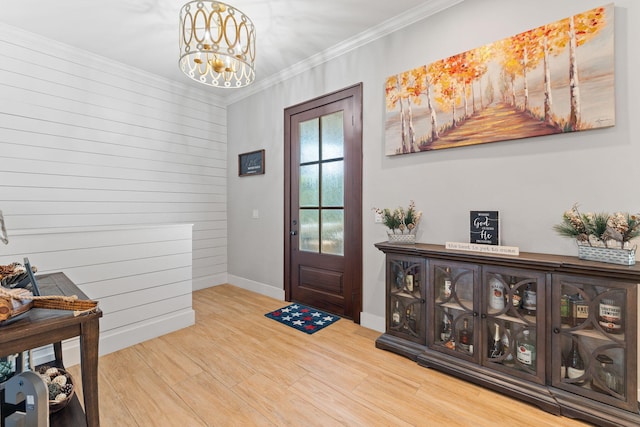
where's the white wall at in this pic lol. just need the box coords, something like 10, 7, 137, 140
226, 0, 640, 330
0, 23, 228, 291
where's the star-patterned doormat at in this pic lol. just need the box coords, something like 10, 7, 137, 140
265, 303, 340, 334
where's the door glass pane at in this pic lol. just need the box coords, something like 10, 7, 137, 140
300, 209, 319, 253
297, 110, 346, 256
299, 164, 319, 207
321, 160, 344, 207
322, 210, 344, 255
300, 118, 319, 163
321, 111, 344, 160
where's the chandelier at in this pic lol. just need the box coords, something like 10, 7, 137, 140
179, 1, 256, 88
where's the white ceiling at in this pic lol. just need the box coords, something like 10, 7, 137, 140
0, 0, 462, 102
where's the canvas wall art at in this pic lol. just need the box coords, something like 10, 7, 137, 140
384, 4, 615, 155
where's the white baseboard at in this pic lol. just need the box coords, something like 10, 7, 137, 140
226, 274, 285, 301
190, 273, 386, 333
33, 309, 195, 368
224, 274, 384, 331
360, 311, 385, 333
193, 273, 228, 290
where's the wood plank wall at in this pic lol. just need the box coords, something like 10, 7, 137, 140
0, 225, 194, 365
0, 23, 227, 362
0, 23, 227, 289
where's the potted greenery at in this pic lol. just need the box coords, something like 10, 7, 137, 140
374, 200, 422, 243
554, 204, 640, 265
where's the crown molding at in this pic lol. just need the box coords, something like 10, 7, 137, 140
224, 0, 464, 105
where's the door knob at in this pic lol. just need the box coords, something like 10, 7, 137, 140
290, 230, 297, 236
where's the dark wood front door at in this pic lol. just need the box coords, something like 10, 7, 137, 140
284, 84, 363, 322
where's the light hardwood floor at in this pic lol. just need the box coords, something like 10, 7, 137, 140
69, 284, 591, 426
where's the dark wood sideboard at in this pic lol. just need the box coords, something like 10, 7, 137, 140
375, 242, 640, 427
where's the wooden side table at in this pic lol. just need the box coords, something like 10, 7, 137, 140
0, 272, 102, 427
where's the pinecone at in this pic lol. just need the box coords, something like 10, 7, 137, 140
61, 383, 73, 395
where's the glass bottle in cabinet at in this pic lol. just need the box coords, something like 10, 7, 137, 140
598, 293, 623, 334
487, 323, 504, 359
552, 274, 636, 413
482, 269, 545, 383
439, 267, 453, 301
509, 276, 522, 311
431, 262, 477, 358
516, 329, 536, 367
566, 338, 585, 384
458, 317, 473, 355
386, 255, 425, 345
390, 257, 422, 298
521, 282, 537, 316
392, 300, 401, 327
439, 308, 452, 343
487, 274, 505, 311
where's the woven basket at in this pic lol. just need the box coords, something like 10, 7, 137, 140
1, 287, 98, 324
33, 298, 98, 312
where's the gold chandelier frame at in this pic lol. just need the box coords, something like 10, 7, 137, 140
179, 1, 256, 88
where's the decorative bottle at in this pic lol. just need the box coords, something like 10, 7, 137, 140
598, 296, 623, 334
509, 277, 522, 311
516, 329, 536, 366
392, 300, 400, 326
458, 318, 473, 355
441, 267, 452, 300
488, 275, 505, 311
569, 293, 589, 327
566, 339, 585, 384
405, 273, 414, 293
487, 323, 504, 359
521, 282, 537, 316
439, 309, 452, 342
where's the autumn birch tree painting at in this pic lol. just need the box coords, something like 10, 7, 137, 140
384, 4, 614, 156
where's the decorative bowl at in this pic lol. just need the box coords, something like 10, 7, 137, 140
37, 366, 75, 413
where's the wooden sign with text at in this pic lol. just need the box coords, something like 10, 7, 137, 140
470, 211, 499, 245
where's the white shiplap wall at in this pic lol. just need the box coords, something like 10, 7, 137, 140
0, 224, 194, 365
0, 23, 228, 358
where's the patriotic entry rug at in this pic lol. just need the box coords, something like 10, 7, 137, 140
265, 303, 340, 334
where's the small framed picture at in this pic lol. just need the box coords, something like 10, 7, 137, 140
238, 149, 265, 177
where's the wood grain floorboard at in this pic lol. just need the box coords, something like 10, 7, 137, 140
67, 284, 591, 426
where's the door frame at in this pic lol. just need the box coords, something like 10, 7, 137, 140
284, 83, 363, 323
